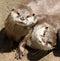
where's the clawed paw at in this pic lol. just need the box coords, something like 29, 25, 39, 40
15, 50, 25, 59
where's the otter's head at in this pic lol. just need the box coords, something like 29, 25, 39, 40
10, 5, 37, 26
32, 23, 56, 50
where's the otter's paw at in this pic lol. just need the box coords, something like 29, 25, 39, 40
15, 50, 24, 59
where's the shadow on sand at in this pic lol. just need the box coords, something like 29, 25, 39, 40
0, 28, 19, 52
0, 28, 60, 61
53, 30, 60, 57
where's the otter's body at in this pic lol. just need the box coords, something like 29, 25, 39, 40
5, 5, 37, 42
26, 22, 56, 50
36, 14, 60, 33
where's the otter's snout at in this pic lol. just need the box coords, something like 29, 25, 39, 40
46, 40, 56, 47
20, 17, 25, 20
41, 26, 57, 49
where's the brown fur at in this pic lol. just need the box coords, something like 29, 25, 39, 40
5, 4, 34, 42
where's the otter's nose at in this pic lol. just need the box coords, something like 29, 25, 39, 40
20, 17, 25, 20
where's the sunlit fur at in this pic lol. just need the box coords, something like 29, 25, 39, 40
27, 23, 56, 50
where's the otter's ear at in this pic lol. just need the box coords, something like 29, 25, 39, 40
32, 13, 35, 16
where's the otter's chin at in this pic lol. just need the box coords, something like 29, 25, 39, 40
36, 37, 55, 51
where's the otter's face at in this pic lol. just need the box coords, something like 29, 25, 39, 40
32, 23, 56, 50
11, 7, 37, 26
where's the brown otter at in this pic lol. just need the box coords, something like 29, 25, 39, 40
5, 4, 37, 42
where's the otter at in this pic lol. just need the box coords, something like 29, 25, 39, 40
5, 4, 37, 42
5, 4, 38, 59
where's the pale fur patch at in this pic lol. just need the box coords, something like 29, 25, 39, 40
20, 46, 24, 52
11, 11, 37, 26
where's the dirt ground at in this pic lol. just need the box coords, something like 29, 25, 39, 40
0, 0, 60, 61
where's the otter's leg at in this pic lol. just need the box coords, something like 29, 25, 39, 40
15, 29, 32, 59
15, 40, 26, 59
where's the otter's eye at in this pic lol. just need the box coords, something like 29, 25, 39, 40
32, 13, 35, 16
27, 15, 30, 18
45, 27, 48, 29
17, 12, 20, 15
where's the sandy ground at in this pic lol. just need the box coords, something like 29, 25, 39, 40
0, 0, 60, 61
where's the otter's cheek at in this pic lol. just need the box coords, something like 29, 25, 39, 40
11, 11, 18, 20
26, 16, 37, 26
11, 11, 22, 22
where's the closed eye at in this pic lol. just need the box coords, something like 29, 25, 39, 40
26, 15, 30, 18
32, 13, 35, 16
17, 12, 20, 15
